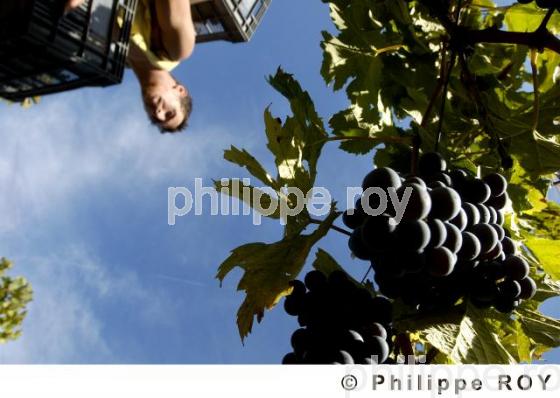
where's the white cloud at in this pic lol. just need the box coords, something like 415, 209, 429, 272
0, 86, 241, 362
0, 87, 233, 232
0, 243, 175, 363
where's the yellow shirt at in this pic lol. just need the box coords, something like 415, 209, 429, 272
130, 0, 180, 71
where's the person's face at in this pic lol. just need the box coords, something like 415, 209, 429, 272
143, 83, 187, 131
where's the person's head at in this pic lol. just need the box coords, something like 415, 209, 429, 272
141, 73, 192, 134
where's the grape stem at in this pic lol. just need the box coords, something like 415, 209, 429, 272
458, 54, 511, 167
412, 43, 449, 175
360, 264, 373, 284
432, 5, 560, 54
530, 48, 540, 133
435, 51, 457, 152
308, 218, 352, 237
324, 136, 411, 145
425, 347, 440, 364
395, 333, 415, 363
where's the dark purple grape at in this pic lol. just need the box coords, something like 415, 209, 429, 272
428, 181, 446, 189
334, 350, 355, 364
343, 207, 365, 230
429, 187, 461, 221
361, 214, 396, 252
503, 256, 530, 280
488, 207, 498, 224
501, 237, 516, 256
494, 297, 518, 314
498, 280, 521, 300
483, 173, 508, 197
349, 227, 371, 260
282, 352, 300, 364
470, 277, 499, 302
304, 270, 327, 292
419, 152, 447, 176
405, 176, 427, 188
426, 172, 452, 186
490, 224, 505, 241
482, 240, 503, 261
289, 280, 306, 297
462, 179, 491, 204
426, 246, 456, 277
458, 231, 481, 260
476, 204, 491, 224
469, 224, 498, 254
361, 322, 388, 340
449, 169, 468, 189
291, 328, 311, 354
518, 277, 537, 300
496, 210, 504, 225
443, 222, 463, 253
462, 202, 480, 227
395, 220, 430, 251
284, 295, 302, 316
397, 183, 432, 220
487, 193, 508, 210
427, 219, 447, 248
449, 207, 467, 231
362, 167, 402, 191
398, 250, 426, 274
364, 336, 390, 364
327, 270, 352, 291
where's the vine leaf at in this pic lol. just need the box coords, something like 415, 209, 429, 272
216, 210, 338, 342
213, 179, 282, 219
517, 307, 560, 348
524, 237, 560, 280
417, 305, 516, 364
223, 146, 280, 190
267, 68, 328, 188
312, 248, 345, 276
518, 202, 560, 280
510, 131, 560, 176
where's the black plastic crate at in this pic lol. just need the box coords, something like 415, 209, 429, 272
192, 0, 271, 43
0, 0, 137, 102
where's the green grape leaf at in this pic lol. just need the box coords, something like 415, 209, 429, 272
509, 131, 560, 176
216, 210, 338, 341
421, 306, 516, 364
518, 202, 560, 280
213, 179, 282, 219
517, 307, 560, 348
312, 248, 345, 276
223, 146, 280, 190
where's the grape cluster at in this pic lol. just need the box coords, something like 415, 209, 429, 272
282, 270, 393, 364
343, 152, 537, 313
517, 0, 560, 9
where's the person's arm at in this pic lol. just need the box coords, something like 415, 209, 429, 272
64, 0, 84, 12
153, 0, 196, 62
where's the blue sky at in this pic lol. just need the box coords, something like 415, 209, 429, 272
0, 0, 558, 364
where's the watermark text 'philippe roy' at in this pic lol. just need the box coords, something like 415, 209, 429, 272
167, 178, 413, 226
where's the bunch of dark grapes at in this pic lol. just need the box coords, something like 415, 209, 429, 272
343, 152, 537, 314
282, 270, 393, 364
517, 0, 560, 9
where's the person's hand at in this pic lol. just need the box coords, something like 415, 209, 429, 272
65, 0, 85, 13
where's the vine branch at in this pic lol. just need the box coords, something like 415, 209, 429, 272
325, 136, 411, 145
461, 27, 560, 53
530, 48, 540, 133
309, 218, 352, 237
427, 2, 560, 54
